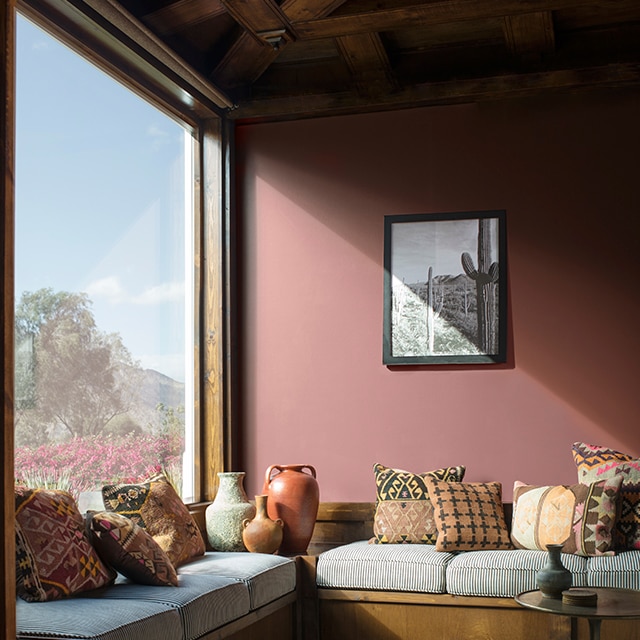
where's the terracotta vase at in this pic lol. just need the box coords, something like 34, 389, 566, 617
536, 543, 572, 599
242, 494, 284, 554
206, 472, 256, 552
263, 464, 319, 556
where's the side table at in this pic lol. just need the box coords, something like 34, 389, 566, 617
515, 588, 640, 640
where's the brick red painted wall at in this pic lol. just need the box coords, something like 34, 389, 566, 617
236, 91, 640, 502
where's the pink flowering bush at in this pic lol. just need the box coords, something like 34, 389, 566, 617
15, 433, 183, 499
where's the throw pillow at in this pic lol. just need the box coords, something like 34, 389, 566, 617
15, 487, 116, 602
425, 480, 512, 552
102, 474, 205, 567
572, 442, 640, 550
510, 476, 622, 556
87, 511, 179, 586
371, 463, 465, 544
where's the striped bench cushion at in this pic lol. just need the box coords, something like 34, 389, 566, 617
446, 549, 589, 597
17, 597, 182, 640
78, 574, 250, 640
178, 551, 296, 609
587, 551, 640, 589
317, 541, 455, 593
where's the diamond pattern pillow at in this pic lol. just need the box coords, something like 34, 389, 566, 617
88, 511, 179, 586
425, 480, 512, 552
371, 463, 465, 544
102, 474, 205, 567
511, 476, 622, 556
15, 487, 116, 602
572, 442, 640, 550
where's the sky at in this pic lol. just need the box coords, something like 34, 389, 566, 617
391, 217, 500, 284
15, 15, 190, 382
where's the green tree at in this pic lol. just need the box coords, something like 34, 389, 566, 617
15, 288, 143, 444
155, 402, 185, 452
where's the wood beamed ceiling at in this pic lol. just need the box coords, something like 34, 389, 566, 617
114, 0, 640, 122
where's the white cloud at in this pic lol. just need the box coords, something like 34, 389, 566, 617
85, 277, 183, 306
132, 281, 184, 305
147, 124, 169, 139
85, 276, 126, 303
147, 124, 172, 151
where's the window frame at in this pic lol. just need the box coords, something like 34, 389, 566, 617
2, 1, 236, 633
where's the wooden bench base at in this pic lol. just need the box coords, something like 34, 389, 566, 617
302, 503, 640, 640
314, 589, 639, 640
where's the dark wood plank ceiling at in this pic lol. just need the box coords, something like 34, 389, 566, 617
114, 0, 640, 122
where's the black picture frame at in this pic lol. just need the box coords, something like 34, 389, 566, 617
383, 210, 507, 365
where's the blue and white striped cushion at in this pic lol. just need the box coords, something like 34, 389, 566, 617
587, 550, 640, 589
17, 597, 182, 640
178, 551, 296, 609
78, 574, 250, 640
446, 549, 589, 597
317, 541, 455, 593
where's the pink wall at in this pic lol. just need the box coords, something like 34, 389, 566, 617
236, 90, 640, 503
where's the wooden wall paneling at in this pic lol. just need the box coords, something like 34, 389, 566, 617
308, 502, 374, 554
576, 617, 640, 640
202, 117, 226, 500
202, 596, 297, 640
297, 555, 319, 640
221, 119, 238, 473
317, 597, 574, 640
1, 1, 16, 638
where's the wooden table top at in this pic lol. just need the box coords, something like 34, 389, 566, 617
516, 588, 640, 620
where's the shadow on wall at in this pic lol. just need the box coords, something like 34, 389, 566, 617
235, 92, 640, 457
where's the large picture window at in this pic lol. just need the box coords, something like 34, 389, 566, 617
14, 14, 198, 503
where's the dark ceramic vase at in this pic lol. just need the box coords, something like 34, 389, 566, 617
536, 543, 572, 599
263, 464, 319, 556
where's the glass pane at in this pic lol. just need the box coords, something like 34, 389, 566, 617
14, 15, 196, 504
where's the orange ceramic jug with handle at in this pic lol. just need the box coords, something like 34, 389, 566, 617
263, 464, 319, 556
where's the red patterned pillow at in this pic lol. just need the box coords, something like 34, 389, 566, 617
88, 511, 178, 586
102, 474, 204, 567
371, 463, 465, 544
15, 487, 116, 602
425, 480, 512, 552
572, 442, 640, 550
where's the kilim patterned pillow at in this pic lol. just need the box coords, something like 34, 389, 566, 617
15, 487, 116, 602
371, 463, 465, 544
425, 480, 512, 552
511, 476, 623, 556
572, 442, 640, 550
88, 511, 179, 586
15, 521, 45, 598
102, 474, 205, 568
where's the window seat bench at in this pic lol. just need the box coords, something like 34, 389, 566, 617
298, 502, 640, 640
16, 551, 297, 640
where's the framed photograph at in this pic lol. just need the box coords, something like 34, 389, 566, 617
383, 210, 507, 365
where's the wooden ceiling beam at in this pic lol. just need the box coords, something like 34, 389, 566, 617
221, 0, 297, 48
504, 11, 555, 64
213, 32, 279, 88
336, 32, 398, 96
214, 0, 299, 88
143, 0, 227, 35
229, 62, 640, 120
282, 0, 348, 21
291, 0, 606, 40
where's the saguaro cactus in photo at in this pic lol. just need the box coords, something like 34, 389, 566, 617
461, 219, 499, 353
425, 266, 443, 354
